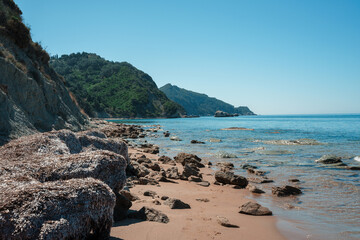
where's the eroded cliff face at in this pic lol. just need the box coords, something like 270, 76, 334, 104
0, 0, 87, 145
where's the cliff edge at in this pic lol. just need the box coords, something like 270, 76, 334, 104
0, 0, 87, 145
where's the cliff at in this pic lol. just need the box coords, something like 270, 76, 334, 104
50, 53, 186, 118
159, 84, 255, 116
0, 0, 87, 145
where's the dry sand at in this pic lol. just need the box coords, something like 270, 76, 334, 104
110, 149, 287, 240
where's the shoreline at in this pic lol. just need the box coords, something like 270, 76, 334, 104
110, 146, 288, 240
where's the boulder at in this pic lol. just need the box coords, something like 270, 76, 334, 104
0, 177, 115, 240
272, 185, 302, 197
128, 207, 169, 223
214, 171, 248, 188
114, 191, 132, 221
315, 155, 343, 164
191, 140, 205, 144
165, 166, 180, 179
158, 155, 176, 165
164, 198, 191, 209
239, 202, 272, 216
174, 153, 205, 168
181, 164, 202, 180
246, 184, 265, 194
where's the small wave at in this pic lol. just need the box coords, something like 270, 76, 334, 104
354, 156, 360, 162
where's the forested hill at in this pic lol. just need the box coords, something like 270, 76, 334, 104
51, 53, 185, 118
160, 84, 255, 116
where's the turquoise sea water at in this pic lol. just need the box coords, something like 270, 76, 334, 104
112, 114, 360, 239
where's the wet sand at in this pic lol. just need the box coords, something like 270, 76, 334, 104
110, 148, 287, 240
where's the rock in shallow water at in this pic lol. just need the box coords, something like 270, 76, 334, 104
315, 155, 343, 164
214, 171, 248, 188
272, 185, 302, 197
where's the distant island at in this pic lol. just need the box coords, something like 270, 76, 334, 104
160, 84, 255, 116
50, 53, 185, 118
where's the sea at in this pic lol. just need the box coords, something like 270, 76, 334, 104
111, 114, 360, 240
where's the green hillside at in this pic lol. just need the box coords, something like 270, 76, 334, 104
160, 84, 255, 116
51, 53, 185, 118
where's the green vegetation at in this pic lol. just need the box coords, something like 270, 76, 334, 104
51, 53, 185, 118
160, 84, 255, 116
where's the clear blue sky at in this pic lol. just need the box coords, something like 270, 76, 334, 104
15, 0, 360, 115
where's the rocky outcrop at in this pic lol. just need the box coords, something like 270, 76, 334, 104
0, 127, 129, 239
214, 111, 238, 117
0, 177, 115, 240
0, 1, 86, 145
159, 83, 255, 116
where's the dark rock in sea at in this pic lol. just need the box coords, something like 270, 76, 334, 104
0, 178, 115, 240
144, 190, 158, 198
288, 178, 300, 182
191, 140, 205, 144
239, 202, 272, 216
247, 168, 266, 176
164, 198, 191, 209
214, 170, 248, 188
174, 152, 205, 168
217, 216, 239, 228
114, 191, 133, 221
272, 185, 302, 197
316, 155, 343, 164
247, 184, 265, 194
248, 177, 274, 184
214, 110, 237, 117
347, 166, 360, 170
242, 164, 258, 169
128, 207, 169, 223
163, 131, 170, 137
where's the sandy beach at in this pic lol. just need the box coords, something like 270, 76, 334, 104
111, 148, 287, 240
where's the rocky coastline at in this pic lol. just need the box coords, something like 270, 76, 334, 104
0, 121, 291, 240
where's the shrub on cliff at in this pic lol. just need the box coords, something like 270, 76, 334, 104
50, 52, 186, 118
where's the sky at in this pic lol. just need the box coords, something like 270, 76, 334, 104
15, 0, 360, 115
